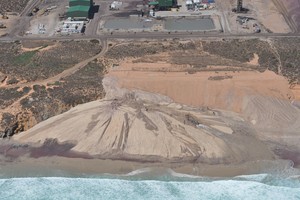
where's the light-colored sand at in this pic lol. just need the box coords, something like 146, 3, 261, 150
110, 60, 294, 113
291, 84, 300, 100
247, 53, 259, 65
107, 59, 300, 158
243, 95, 300, 152
210, 125, 233, 134
247, 0, 291, 33
14, 76, 274, 164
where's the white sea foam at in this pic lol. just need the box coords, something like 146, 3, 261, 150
234, 173, 269, 182
167, 168, 204, 179
0, 175, 300, 200
123, 168, 152, 176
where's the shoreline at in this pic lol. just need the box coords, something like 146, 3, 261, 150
0, 155, 299, 178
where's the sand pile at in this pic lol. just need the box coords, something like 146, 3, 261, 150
242, 95, 300, 150
13, 77, 273, 164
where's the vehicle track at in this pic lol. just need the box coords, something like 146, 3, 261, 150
271, 0, 298, 33
1, 39, 108, 89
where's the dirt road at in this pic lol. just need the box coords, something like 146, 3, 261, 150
0, 39, 108, 89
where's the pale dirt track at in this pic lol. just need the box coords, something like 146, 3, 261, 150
0, 39, 108, 89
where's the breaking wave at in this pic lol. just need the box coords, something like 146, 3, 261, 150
0, 172, 300, 200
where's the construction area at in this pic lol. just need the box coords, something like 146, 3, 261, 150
0, 0, 297, 37
100, 0, 221, 33
21, 0, 94, 36
92, 0, 295, 34
0, 12, 19, 37
66, 0, 92, 19
218, 0, 292, 33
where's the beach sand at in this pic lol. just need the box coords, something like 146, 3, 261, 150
0, 155, 298, 178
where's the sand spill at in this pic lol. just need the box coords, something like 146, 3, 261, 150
109, 59, 295, 113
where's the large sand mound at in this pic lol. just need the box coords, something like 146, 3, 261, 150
242, 95, 300, 150
14, 77, 273, 164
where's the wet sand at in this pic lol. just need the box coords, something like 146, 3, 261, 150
1, 136, 299, 178
0, 155, 298, 178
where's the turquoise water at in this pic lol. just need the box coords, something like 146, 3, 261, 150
0, 172, 300, 200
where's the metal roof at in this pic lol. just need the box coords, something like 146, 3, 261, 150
149, 1, 159, 5
67, 5, 90, 12
69, 0, 90, 2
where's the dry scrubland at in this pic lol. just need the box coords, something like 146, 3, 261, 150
0, 0, 29, 13
202, 39, 300, 84
0, 40, 104, 137
106, 39, 300, 84
0, 40, 101, 81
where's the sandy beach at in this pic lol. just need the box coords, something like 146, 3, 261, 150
0, 155, 298, 178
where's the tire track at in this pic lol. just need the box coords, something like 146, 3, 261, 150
271, 0, 298, 32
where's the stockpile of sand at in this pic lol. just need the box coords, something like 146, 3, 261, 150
242, 95, 300, 149
14, 77, 273, 164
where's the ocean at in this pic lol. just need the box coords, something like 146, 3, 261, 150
0, 169, 300, 200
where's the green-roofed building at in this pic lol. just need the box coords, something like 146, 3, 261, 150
69, 0, 92, 7
67, 5, 90, 19
148, 0, 176, 10
158, 0, 173, 7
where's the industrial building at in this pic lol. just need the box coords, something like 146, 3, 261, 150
67, 0, 93, 20
69, 0, 92, 7
148, 0, 177, 10
67, 5, 90, 19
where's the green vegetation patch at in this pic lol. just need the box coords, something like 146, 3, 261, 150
0, 41, 102, 82
13, 50, 38, 66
